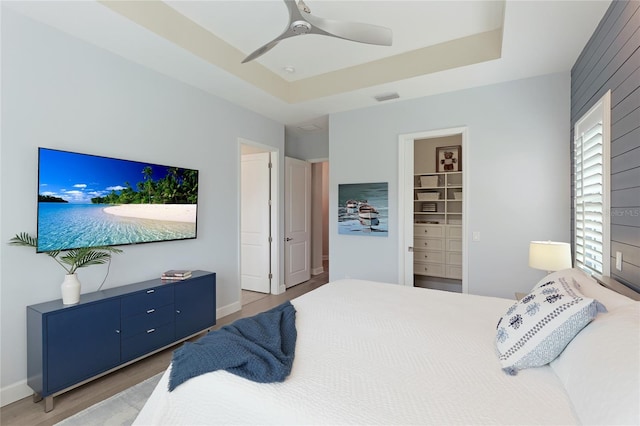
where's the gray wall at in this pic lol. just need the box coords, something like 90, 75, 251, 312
570, 0, 640, 290
0, 8, 284, 403
284, 127, 329, 161
329, 73, 571, 298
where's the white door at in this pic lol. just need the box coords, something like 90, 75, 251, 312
285, 157, 311, 288
241, 152, 271, 293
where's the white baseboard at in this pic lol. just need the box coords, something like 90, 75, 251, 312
216, 301, 241, 319
1, 379, 32, 407
311, 267, 324, 276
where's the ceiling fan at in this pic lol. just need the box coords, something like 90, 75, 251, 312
241, 0, 393, 64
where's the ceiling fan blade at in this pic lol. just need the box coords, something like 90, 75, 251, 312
284, 0, 306, 21
242, 0, 305, 63
242, 39, 282, 64
306, 14, 392, 46
241, 0, 392, 63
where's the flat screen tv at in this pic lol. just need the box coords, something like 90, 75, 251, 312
36, 148, 198, 252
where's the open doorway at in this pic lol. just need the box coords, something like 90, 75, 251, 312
311, 161, 329, 276
398, 128, 469, 293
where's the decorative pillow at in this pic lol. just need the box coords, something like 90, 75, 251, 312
550, 302, 640, 425
496, 275, 606, 375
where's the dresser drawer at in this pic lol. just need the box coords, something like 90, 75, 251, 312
121, 286, 174, 318
120, 304, 175, 338
414, 224, 444, 238
446, 251, 462, 266
446, 238, 462, 252
121, 322, 175, 361
414, 262, 445, 277
414, 237, 444, 251
446, 265, 463, 279
414, 250, 444, 264
446, 226, 462, 238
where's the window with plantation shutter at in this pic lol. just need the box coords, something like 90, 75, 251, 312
573, 91, 610, 277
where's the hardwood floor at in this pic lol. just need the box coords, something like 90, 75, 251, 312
0, 264, 329, 426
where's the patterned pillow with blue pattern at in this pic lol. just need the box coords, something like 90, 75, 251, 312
496, 276, 607, 375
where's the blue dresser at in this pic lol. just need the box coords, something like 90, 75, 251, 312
26, 270, 216, 411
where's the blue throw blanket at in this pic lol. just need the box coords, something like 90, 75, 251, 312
169, 301, 297, 391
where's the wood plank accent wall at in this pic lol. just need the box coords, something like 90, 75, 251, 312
571, 0, 640, 291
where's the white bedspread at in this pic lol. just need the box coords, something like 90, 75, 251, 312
134, 279, 579, 425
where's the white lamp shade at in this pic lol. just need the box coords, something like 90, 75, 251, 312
529, 241, 572, 272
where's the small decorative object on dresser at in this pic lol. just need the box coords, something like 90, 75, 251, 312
8, 232, 122, 304
162, 270, 193, 280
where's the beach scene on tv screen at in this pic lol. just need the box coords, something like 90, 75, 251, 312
37, 149, 198, 252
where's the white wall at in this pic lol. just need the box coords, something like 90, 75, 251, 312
0, 8, 284, 404
329, 73, 571, 297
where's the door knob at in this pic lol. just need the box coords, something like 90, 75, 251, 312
285, 237, 293, 241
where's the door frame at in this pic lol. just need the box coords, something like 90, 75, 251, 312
238, 138, 281, 296
397, 127, 469, 292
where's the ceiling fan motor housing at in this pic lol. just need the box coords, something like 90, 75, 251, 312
291, 20, 311, 35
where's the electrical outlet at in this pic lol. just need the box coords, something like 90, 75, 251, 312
616, 251, 622, 271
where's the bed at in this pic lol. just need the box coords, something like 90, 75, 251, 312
134, 269, 639, 425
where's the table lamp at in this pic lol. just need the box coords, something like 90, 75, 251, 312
528, 241, 572, 273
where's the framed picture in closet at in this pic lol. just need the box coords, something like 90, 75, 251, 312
436, 145, 461, 173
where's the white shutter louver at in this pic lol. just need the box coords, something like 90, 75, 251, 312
574, 91, 610, 277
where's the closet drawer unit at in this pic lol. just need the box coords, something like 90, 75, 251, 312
414, 262, 445, 277
446, 238, 462, 252
446, 226, 462, 238
121, 322, 175, 362
414, 250, 444, 264
121, 286, 173, 318
446, 251, 462, 266
414, 237, 444, 251
414, 224, 444, 238
446, 265, 463, 279
120, 304, 175, 339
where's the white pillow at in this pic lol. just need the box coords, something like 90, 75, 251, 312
535, 268, 635, 311
496, 275, 606, 374
550, 302, 640, 425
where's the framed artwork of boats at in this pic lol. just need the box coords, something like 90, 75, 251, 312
338, 182, 388, 237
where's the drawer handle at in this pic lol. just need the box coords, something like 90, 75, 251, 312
146, 309, 155, 314
176, 310, 181, 314
146, 289, 155, 294
147, 328, 155, 334
424, 242, 428, 246
424, 230, 428, 233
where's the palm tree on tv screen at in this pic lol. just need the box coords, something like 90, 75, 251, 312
142, 166, 154, 204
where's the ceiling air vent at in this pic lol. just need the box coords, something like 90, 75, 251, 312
374, 92, 400, 102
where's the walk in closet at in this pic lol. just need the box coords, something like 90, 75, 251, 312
413, 135, 463, 292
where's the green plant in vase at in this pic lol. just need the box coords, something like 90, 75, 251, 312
9, 232, 123, 304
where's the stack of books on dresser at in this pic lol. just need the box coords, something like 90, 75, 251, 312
161, 270, 192, 280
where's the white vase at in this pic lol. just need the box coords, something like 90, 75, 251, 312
61, 273, 81, 305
